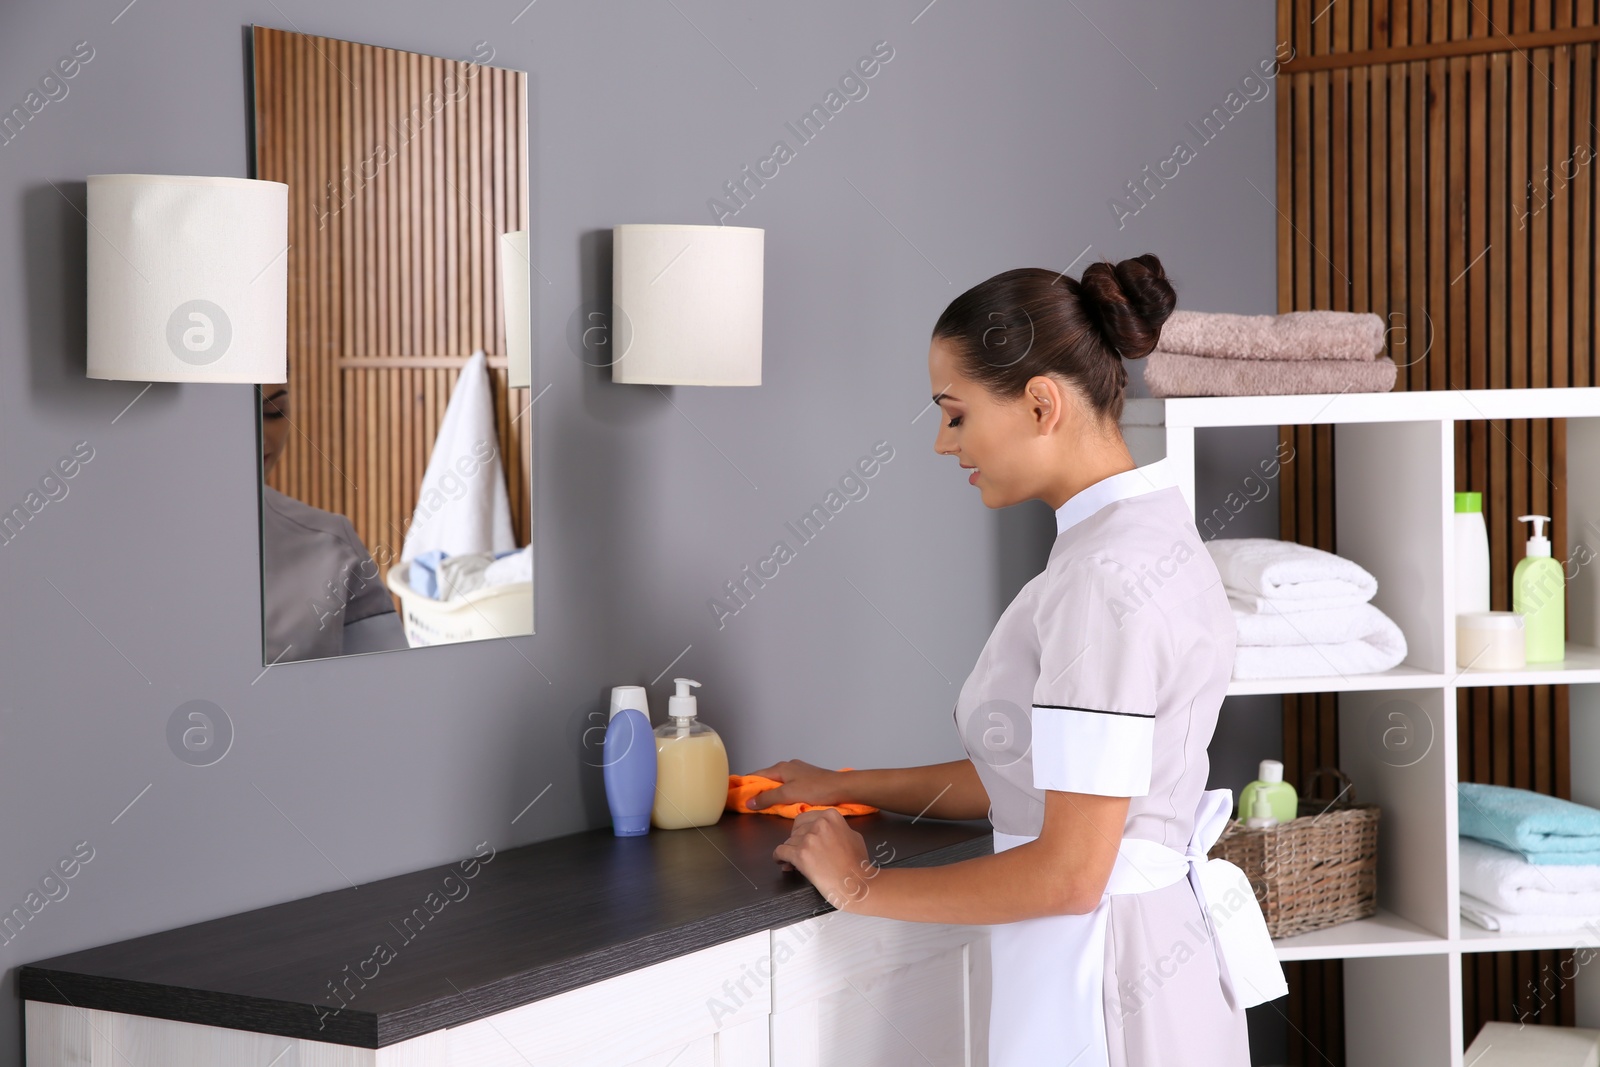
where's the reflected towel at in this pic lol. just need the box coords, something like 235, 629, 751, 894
1144, 350, 1398, 398
1459, 837, 1600, 915
399, 350, 516, 564
1460, 891, 1600, 933
1459, 782, 1600, 863
727, 769, 878, 819
1160, 309, 1387, 362
1206, 537, 1379, 612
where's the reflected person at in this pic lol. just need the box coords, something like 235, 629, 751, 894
259, 384, 409, 661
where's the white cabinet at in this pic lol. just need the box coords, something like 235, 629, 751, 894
768, 911, 990, 1067
446, 930, 772, 1067
26, 918, 989, 1067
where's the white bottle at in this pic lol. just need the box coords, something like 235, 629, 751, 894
1245, 791, 1280, 829
1454, 491, 1491, 614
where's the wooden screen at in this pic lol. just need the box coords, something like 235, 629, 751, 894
252, 26, 530, 583
1275, 1, 1600, 1058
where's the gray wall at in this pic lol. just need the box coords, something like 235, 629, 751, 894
0, 1, 1281, 1062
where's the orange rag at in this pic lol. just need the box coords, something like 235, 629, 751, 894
726, 768, 879, 818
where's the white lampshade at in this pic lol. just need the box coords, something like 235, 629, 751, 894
87, 174, 288, 383
610, 223, 763, 386
501, 230, 531, 389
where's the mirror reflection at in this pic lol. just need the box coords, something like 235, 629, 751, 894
251, 26, 534, 664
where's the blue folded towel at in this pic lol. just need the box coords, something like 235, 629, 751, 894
1459, 783, 1600, 864
408, 550, 449, 598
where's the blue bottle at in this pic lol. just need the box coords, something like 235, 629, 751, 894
603, 685, 656, 836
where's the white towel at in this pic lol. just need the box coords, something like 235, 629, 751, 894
435, 552, 497, 600
1460, 891, 1600, 933
1232, 601, 1398, 647
1231, 631, 1407, 679
1206, 537, 1378, 612
484, 544, 532, 586
1459, 837, 1600, 916
399, 351, 515, 564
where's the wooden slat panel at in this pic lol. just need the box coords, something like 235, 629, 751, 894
1278, 4, 1592, 1053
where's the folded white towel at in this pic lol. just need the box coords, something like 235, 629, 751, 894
1231, 629, 1407, 679
1206, 538, 1378, 613
1460, 891, 1600, 933
1459, 837, 1600, 915
1232, 601, 1398, 647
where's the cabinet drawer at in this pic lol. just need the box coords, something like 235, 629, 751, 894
447, 931, 769, 1067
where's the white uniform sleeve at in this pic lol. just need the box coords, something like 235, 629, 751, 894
1030, 556, 1161, 797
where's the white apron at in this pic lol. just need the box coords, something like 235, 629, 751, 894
987, 788, 1287, 1067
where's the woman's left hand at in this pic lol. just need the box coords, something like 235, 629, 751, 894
773, 809, 877, 911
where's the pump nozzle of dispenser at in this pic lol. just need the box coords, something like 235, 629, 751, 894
1518, 514, 1553, 558
668, 678, 701, 722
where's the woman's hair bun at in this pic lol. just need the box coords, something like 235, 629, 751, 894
1075, 253, 1176, 361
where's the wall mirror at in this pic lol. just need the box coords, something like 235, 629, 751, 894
251, 26, 533, 664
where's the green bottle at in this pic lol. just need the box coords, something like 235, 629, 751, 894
1237, 759, 1298, 824
1513, 514, 1565, 663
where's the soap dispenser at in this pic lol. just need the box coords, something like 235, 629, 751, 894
1237, 759, 1298, 824
651, 678, 729, 830
1513, 514, 1565, 663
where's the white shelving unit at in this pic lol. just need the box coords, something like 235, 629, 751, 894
1122, 388, 1600, 1067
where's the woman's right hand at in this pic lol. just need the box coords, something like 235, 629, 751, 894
741, 759, 847, 811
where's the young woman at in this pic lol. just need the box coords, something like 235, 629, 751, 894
747, 254, 1280, 1067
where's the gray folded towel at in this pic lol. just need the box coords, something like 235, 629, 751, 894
1160, 309, 1387, 362
1144, 350, 1398, 398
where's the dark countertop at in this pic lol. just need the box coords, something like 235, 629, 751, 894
19, 810, 992, 1048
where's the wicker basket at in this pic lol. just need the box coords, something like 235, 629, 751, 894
1208, 767, 1380, 939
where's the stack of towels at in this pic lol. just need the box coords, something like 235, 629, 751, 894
1145, 308, 1399, 398
1458, 782, 1600, 933
1205, 538, 1408, 679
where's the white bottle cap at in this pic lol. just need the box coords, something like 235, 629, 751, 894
608, 685, 649, 722
1518, 514, 1552, 558
1258, 759, 1284, 783
668, 677, 701, 720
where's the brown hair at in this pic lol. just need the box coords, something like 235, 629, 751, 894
931, 254, 1176, 423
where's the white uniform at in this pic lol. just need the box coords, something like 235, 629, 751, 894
953, 459, 1285, 1067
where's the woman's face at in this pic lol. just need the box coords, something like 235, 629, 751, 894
261, 386, 291, 478
928, 337, 1057, 509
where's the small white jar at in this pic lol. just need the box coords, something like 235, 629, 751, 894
1456, 612, 1526, 670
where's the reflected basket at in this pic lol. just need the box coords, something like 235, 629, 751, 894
1208, 767, 1380, 939
384, 566, 532, 647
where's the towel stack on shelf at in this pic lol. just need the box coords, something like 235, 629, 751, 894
1458, 782, 1600, 932
1204, 538, 1408, 679
1144, 308, 1399, 398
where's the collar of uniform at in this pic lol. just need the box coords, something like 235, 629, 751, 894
1054, 458, 1176, 535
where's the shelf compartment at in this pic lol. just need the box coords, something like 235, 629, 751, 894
1227, 663, 1445, 697
1458, 922, 1600, 953
1452, 643, 1600, 687
1271, 908, 1449, 961
1124, 386, 1600, 430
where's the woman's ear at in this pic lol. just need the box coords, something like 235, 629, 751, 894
1027, 375, 1065, 434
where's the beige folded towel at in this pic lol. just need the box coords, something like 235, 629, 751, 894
1160, 309, 1387, 361
1144, 350, 1398, 398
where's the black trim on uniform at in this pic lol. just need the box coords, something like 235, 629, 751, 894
1031, 702, 1155, 719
